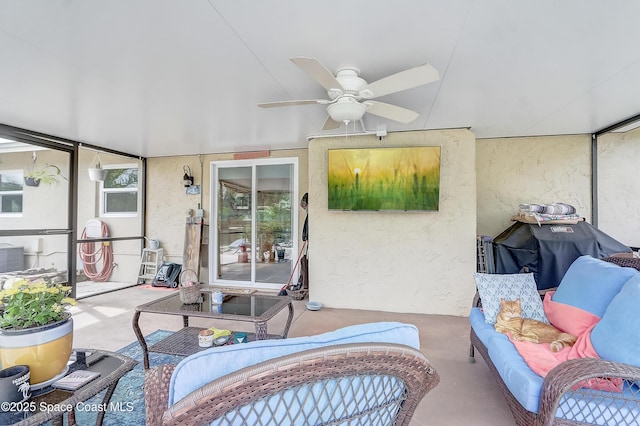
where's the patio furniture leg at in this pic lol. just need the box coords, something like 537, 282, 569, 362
282, 301, 294, 338
132, 311, 150, 369
95, 381, 120, 425
255, 321, 267, 340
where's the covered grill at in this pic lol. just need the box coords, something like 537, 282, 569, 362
493, 221, 631, 290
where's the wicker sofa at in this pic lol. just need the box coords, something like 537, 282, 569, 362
470, 255, 640, 426
144, 322, 439, 426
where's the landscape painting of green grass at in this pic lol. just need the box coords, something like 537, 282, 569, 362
328, 146, 440, 211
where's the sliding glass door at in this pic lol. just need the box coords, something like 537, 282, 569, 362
212, 158, 297, 289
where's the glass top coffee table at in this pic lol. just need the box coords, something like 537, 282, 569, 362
132, 289, 294, 368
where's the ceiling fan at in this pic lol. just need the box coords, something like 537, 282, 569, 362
258, 57, 440, 130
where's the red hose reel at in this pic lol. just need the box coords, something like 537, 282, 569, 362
78, 219, 114, 282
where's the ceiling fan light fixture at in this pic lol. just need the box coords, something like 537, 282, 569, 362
327, 100, 367, 123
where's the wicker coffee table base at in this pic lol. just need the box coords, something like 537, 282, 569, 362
148, 327, 282, 358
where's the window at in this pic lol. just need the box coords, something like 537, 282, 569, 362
0, 170, 23, 215
100, 165, 138, 216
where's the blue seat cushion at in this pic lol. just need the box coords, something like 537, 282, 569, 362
471, 311, 543, 413
552, 255, 637, 318
168, 322, 420, 405
470, 307, 498, 348
485, 333, 543, 413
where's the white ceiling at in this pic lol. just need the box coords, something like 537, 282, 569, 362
1, 1, 640, 158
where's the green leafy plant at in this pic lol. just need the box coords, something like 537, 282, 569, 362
24, 164, 67, 186
0, 279, 76, 329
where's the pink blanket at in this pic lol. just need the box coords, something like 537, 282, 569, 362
506, 292, 622, 392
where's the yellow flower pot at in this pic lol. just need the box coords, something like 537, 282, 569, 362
0, 317, 73, 385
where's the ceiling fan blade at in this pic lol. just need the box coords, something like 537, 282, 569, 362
322, 116, 342, 130
290, 57, 344, 92
365, 101, 420, 123
258, 99, 327, 108
361, 64, 439, 99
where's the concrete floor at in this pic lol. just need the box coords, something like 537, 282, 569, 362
71, 285, 516, 425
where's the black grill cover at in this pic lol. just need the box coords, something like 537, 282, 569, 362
493, 221, 631, 290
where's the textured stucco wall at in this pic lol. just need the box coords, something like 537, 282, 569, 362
307, 129, 477, 316
476, 135, 592, 239
145, 155, 208, 265
145, 149, 309, 282
597, 129, 640, 248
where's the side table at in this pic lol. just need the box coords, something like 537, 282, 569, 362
0, 348, 136, 426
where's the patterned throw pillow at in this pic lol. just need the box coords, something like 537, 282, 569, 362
473, 272, 548, 324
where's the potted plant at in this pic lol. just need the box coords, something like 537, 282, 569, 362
0, 279, 76, 384
24, 164, 67, 187
88, 152, 107, 181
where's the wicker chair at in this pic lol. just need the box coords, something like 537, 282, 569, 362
144, 343, 439, 426
603, 254, 640, 271
470, 274, 640, 425
470, 327, 640, 426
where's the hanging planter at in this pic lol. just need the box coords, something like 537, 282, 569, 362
24, 163, 66, 187
24, 177, 40, 187
88, 167, 107, 181
88, 152, 107, 181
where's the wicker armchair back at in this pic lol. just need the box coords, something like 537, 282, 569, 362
144, 343, 439, 426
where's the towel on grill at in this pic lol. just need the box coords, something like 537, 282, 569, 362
515, 203, 582, 226
519, 203, 577, 215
